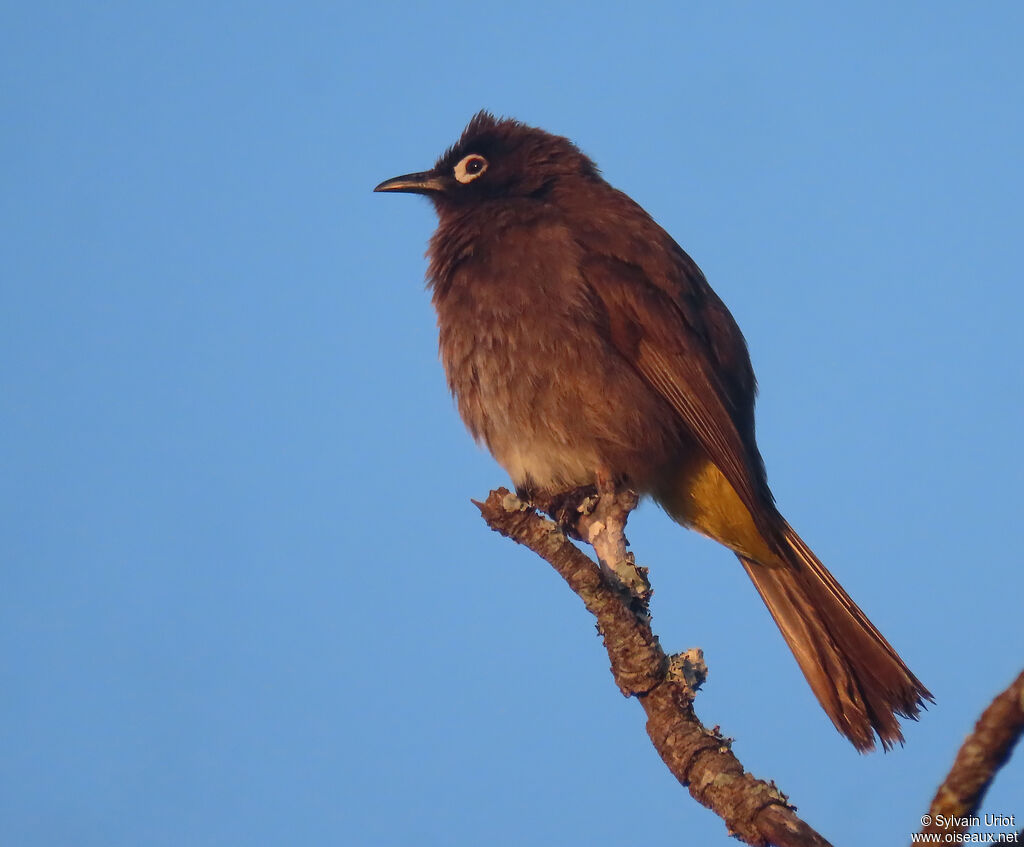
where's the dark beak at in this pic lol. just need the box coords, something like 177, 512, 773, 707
374, 170, 445, 195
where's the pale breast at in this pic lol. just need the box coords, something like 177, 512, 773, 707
432, 216, 683, 493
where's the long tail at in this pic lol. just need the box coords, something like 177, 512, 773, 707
740, 523, 932, 751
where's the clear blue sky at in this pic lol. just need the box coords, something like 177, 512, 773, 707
2, 3, 1022, 845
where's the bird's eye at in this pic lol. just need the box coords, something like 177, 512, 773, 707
454, 154, 488, 184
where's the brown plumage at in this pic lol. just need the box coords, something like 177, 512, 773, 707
375, 111, 931, 751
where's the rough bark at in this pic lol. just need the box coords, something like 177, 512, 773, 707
917, 669, 1024, 841
475, 487, 833, 847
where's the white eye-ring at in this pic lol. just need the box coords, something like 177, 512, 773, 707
454, 154, 488, 184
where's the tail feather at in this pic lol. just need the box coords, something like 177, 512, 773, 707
740, 523, 932, 751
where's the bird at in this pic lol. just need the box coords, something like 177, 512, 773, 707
374, 110, 931, 751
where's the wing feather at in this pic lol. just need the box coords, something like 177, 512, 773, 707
580, 250, 779, 544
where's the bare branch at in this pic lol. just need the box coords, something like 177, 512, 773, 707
918, 669, 1024, 840
475, 487, 833, 847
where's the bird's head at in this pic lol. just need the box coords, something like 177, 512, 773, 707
374, 111, 599, 210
